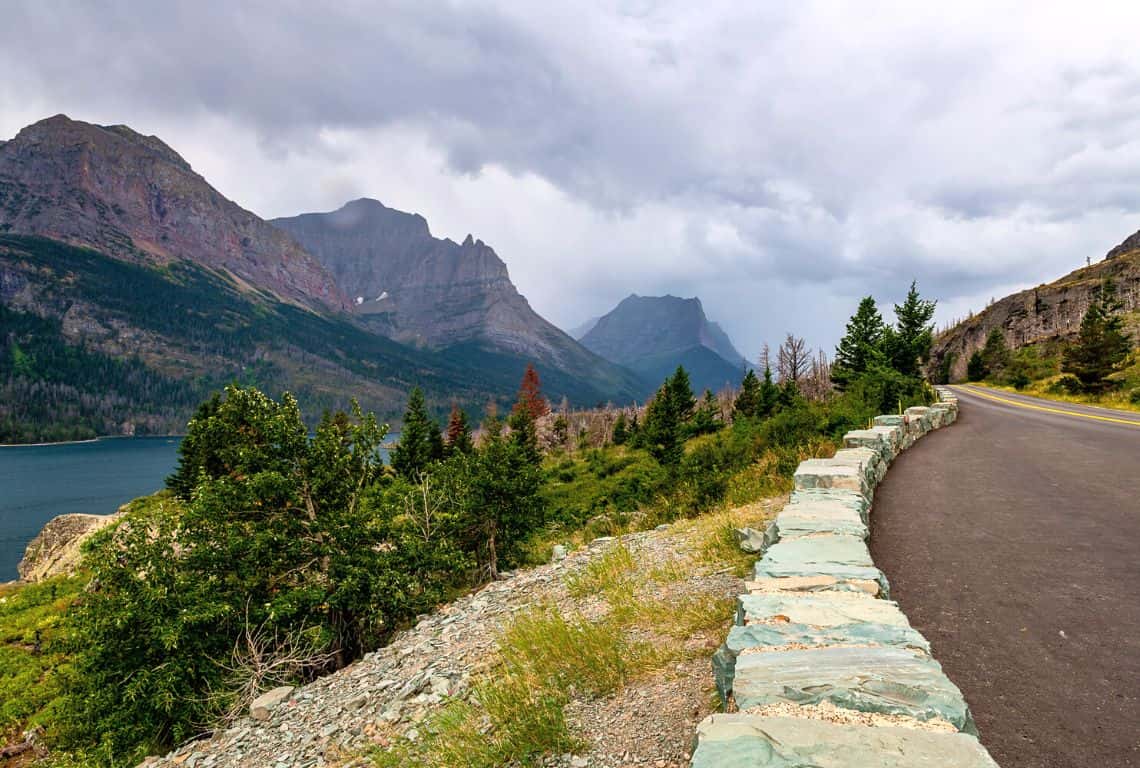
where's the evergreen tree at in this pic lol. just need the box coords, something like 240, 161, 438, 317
884, 281, 937, 377
665, 366, 696, 423
1063, 279, 1132, 393
167, 391, 224, 500
391, 386, 439, 481
689, 389, 720, 435
444, 404, 473, 455
611, 411, 628, 445
552, 414, 570, 447
967, 350, 987, 381
980, 329, 1010, 379
832, 296, 886, 389
758, 365, 780, 417
734, 369, 761, 418
643, 383, 683, 466
509, 366, 545, 464
514, 363, 550, 421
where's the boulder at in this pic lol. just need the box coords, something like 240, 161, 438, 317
735, 525, 777, 555
250, 686, 294, 721
17, 512, 120, 582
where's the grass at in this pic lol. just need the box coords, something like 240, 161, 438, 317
0, 575, 85, 744
369, 498, 776, 768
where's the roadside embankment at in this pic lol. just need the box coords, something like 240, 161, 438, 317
691, 389, 1001, 767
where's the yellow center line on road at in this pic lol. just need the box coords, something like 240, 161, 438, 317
954, 385, 1140, 429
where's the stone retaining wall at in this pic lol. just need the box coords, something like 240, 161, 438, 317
693, 388, 1002, 767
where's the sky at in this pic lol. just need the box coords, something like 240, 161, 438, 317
4, 1, 1140, 361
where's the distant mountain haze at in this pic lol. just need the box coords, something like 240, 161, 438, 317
273, 198, 644, 400
578, 294, 749, 395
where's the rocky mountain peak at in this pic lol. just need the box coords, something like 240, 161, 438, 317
1105, 229, 1140, 261
0, 115, 348, 311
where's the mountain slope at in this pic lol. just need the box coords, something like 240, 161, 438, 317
273, 199, 644, 402
931, 236, 1140, 381
578, 294, 748, 394
0, 114, 347, 312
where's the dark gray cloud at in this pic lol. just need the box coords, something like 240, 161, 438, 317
3, 1, 1140, 356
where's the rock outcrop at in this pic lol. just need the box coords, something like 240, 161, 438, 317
16, 511, 120, 582
932, 242, 1140, 382
0, 115, 348, 312
578, 294, 748, 394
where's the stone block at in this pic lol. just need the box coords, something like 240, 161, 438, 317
690, 715, 999, 768
732, 645, 976, 733
250, 686, 294, 721
794, 460, 869, 497
774, 501, 868, 539
736, 592, 913, 629
753, 534, 889, 597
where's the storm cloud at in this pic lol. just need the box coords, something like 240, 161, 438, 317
4, 1, 1140, 358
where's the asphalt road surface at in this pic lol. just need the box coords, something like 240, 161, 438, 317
869, 385, 1140, 768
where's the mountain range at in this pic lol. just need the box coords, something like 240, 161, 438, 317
576, 294, 749, 396
0, 115, 644, 440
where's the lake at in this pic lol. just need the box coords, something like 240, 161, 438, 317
0, 437, 182, 581
0, 434, 397, 582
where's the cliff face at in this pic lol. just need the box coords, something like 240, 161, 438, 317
579, 294, 748, 394
17, 512, 121, 582
0, 115, 347, 312
273, 199, 645, 396
932, 239, 1140, 381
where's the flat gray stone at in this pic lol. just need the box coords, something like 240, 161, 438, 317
732, 645, 976, 733
794, 460, 869, 497
736, 593, 913, 629
789, 489, 869, 520
691, 714, 999, 768
775, 501, 868, 539
753, 534, 889, 597
712, 621, 932, 704
250, 686, 294, 721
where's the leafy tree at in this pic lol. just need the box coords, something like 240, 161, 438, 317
391, 387, 442, 481
552, 414, 570, 447
832, 297, 886, 389
444, 404, 473, 455
734, 369, 761, 418
967, 350, 987, 381
1062, 279, 1132, 393
611, 412, 628, 445
884, 281, 936, 377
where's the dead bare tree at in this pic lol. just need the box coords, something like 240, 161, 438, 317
777, 333, 811, 386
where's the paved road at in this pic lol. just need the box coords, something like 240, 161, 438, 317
869, 385, 1140, 768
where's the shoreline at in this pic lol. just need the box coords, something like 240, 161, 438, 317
0, 434, 183, 449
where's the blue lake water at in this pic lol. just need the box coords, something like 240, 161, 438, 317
0, 437, 182, 581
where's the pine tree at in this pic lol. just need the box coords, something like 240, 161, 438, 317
690, 389, 720, 435
734, 369, 761, 418
832, 296, 886, 389
885, 281, 936, 377
509, 366, 545, 464
665, 366, 696, 423
1063, 279, 1132, 392
758, 365, 779, 417
643, 383, 682, 465
980, 329, 1010, 379
967, 350, 986, 381
611, 412, 629, 445
444, 404, 473, 455
514, 363, 550, 422
391, 386, 439, 481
